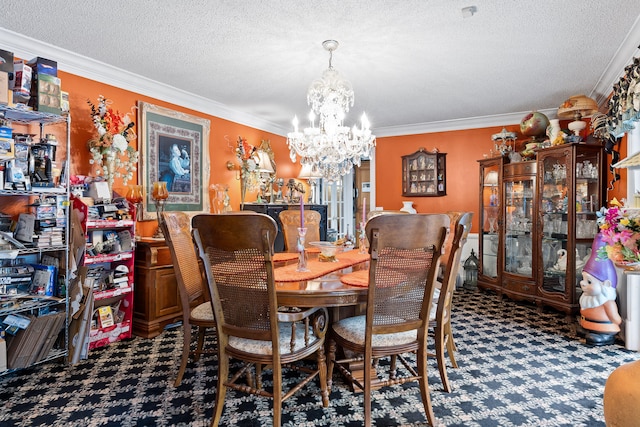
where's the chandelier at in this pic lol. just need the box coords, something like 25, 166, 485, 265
287, 40, 376, 182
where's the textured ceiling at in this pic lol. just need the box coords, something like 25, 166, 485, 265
1, 1, 640, 137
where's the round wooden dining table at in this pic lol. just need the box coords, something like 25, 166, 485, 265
273, 250, 369, 309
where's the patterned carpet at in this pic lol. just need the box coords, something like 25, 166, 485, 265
2, 289, 639, 427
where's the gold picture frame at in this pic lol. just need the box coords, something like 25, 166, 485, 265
138, 101, 210, 220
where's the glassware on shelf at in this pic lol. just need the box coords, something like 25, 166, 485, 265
152, 181, 169, 238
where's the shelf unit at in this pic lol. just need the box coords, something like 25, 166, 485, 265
72, 196, 135, 351
0, 106, 70, 373
401, 149, 446, 197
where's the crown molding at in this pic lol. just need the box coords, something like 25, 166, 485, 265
0, 28, 286, 135
373, 108, 558, 138
591, 14, 640, 106
1, 25, 635, 138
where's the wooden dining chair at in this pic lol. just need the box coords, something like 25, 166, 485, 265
192, 213, 330, 427
429, 211, 473, 392
160, 211, 215, 387
365, 209, 408, 221
327, 213, 448, 427
279, 209, 321, 252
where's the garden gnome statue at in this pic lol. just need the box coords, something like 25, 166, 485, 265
579, 233, 622, 346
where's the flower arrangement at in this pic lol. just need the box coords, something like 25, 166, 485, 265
597, 199, 640, 265
236, 136, 257, 178
87, 95, 139, 190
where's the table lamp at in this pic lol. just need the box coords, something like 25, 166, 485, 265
557, 94, 598, 136
255, 150, 275, 202
298, 163, 322, 204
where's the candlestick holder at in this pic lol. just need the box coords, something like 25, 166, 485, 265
358, 222, 368, 254
296, 227, 309, 272
152, 181, 169, 239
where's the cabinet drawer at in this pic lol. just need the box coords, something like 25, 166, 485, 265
503, 161, 536, 177
503, 277, 536, 295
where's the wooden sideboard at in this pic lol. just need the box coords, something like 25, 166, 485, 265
133, 238, 183, 338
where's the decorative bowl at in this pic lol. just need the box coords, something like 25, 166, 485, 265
309, 241, 342, 262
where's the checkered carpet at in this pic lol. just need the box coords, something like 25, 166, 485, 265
2, 289, 639, 427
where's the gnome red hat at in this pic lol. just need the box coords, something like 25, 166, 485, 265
583, 233, 617, 288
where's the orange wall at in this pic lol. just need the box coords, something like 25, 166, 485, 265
58, 71, 627, 236
60, 71, 291, 237
376, 124, 627, 233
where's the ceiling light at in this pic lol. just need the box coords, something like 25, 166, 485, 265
287, 40, 376, 182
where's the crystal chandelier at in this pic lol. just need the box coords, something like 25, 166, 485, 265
287, 40, 376, 182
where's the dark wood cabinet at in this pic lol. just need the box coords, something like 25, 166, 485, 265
133, 239, 182, 338
477, 143, 606, 316
242, 203, 328, 252
402, 149, 446, 196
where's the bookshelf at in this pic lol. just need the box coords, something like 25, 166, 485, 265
72, 195, 135, 353
0, 106, 70, 373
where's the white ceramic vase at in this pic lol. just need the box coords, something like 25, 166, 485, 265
400, 201, 417, 214
547, 119, 561, 143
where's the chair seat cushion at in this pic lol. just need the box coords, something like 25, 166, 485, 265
191, 302, 214, 322
229, 322, 321, 355
332, 315, 417, 347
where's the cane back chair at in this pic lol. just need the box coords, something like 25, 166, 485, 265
327, 213, 448, 426
160, 211, 215, 387
279, 209, 321, 252
192, 213, 329, 427
429, 211, 473, 392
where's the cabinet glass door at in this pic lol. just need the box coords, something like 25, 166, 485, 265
504, 178, 534, 277
540, 155, 569, 294
481, 164, 500, 279
540, 150, 602, 295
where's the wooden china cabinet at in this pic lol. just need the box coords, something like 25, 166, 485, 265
477, 143, 606, 317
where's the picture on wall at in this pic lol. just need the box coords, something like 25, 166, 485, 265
138, 101, 210, 220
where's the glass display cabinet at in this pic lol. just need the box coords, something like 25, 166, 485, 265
401, 149, 447, 196
501, 161, 537, 300
477, 157, 504, 293
536, 143, 605, 314
477, 143, 605, 319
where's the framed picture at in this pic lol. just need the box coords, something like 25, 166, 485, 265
138, 101, 210, 220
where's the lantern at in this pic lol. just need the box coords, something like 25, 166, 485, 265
463, 249, 480, 290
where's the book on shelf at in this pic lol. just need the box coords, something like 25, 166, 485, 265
97, 305, 114, 328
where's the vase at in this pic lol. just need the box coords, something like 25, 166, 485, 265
240, 175, 247, 210
103, 150, 117, 196
547, 119, 561, 144
400, 201, 417, 214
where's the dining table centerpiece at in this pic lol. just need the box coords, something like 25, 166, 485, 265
597, 199, 640, 268
88, 95, 139, 195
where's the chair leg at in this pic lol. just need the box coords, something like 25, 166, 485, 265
317, 345, 329, 407
273, 364, 283, 427
435, 323, 452, 393
445, 321, 459, 368
364, 351, 373, 427
211, 351, 228, 427
174, 325, 192, 387
416, 346, 437, 427
327, 338, 336, 391
194, 326, 206, 362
